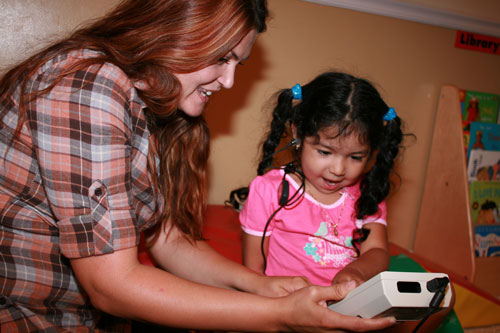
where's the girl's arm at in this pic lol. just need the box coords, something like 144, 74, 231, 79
332, 223, 390, 286
149, 224, 308, 297
242, 232, 269, 274
71, 232, 396, 331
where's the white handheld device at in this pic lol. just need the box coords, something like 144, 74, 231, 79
328, 271, 452, 321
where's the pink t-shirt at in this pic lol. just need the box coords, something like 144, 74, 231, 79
240, 168, 387, 286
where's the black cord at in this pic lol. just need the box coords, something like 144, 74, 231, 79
260, 163, 305, 272
260, 204, 285, 271
412, 277, 450, 333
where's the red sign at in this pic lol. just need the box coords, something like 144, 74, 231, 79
455, 31, 500, 55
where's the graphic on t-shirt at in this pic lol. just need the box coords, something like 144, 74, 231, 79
303, 222, 355, 267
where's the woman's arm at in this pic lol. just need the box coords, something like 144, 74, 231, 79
332, 223, 390, 286
72, 246, 284, 330
149, 224, 308, 297
71, 244, 396, 332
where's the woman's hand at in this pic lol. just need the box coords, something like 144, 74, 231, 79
276, 281, 396, 332
245, 274, 311, 297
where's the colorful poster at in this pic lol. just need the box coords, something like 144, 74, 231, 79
475, 225, 500, 257
462, 91, 500, 127
468, 149, 500, 182
468, 122, 500, 160
469, 181, 500, 224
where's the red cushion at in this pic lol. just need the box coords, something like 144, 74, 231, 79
138, 205, 241, 265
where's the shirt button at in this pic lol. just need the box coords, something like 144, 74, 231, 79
95, 188, 103, 197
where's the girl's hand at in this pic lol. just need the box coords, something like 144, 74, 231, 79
331, 267, 365, 287
276, 281, 396, 332
248, 274, 311, 297
332, 223, 390, 288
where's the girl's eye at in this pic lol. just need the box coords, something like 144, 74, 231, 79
218, 57, 230, 64
318, 150, 330, 156
351, 155, 364, 161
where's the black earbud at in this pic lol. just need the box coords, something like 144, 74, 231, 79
273, 138, 301, 156
289, 138, 300, 147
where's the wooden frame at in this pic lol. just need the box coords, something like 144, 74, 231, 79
415, 85, 500, 296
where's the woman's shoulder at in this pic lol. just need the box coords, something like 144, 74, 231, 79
39, 49, 134, 91
45, 49, 145, 109
34, 49, 146, 130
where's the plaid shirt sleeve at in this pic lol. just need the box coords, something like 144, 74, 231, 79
26, 58, 145, 258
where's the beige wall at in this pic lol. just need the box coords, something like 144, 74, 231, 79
1, 0, 500, 251
205, 0, 500, 251
0, 0, 118, 69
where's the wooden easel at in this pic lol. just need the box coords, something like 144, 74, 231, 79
415, 85, 500, 296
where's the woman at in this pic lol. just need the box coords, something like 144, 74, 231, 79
0, 0, 395, 331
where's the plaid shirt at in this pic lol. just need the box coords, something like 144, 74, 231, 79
0, 50, 159, 331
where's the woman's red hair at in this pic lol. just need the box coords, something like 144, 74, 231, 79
0, 0, 268, 241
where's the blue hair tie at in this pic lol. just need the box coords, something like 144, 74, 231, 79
291, 83, 302, 100
383, 107, 397, 121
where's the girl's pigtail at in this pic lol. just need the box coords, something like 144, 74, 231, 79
357, 116, 403, 219
257, 89, 294, 175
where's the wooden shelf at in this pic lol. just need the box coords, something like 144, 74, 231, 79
414, 85, 500, 297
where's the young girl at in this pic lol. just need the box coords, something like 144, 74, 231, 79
241, 71, 405, 287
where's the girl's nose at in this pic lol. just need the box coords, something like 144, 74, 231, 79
329, 158, 345, 176
218, 65, 236, 89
